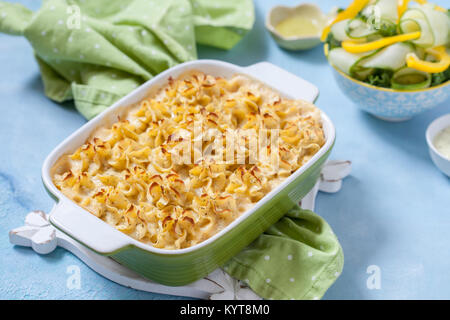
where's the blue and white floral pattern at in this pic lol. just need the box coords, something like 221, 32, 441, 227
333, 69, 450, 121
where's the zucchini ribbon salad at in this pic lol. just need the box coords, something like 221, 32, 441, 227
323, 0, 450, 90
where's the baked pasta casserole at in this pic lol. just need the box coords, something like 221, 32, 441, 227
52, 72, 325, 249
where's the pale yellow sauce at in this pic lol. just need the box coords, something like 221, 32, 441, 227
275, 14, 321, 38
433, 126, 450, 159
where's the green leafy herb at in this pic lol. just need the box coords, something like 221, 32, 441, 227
376, 21, 398, 37
325, 33, 341, 51
364, 69, 394, 88
430, 67, 450, 86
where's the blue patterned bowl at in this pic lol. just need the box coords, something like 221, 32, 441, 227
331, 64, 450, 121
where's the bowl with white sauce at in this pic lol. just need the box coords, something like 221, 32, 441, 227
426, 113, 450, 177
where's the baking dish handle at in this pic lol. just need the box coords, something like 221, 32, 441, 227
49, 199, 131, 255
243, 62, 319, 103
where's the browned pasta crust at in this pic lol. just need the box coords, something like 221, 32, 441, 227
52, 72, 325, 249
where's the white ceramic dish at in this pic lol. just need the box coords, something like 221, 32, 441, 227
41, 60, 336, 285
426, 113, 450, 177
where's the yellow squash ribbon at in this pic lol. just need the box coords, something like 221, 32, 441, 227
342, 31, 421, 53
406, 46, 450, 73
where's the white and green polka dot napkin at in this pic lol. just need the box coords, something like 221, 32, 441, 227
224, 206, 344, 300
0, 0, 254, 119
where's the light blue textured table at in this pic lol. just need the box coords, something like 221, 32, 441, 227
1, 0, 449, 300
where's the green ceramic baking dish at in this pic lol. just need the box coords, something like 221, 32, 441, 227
42, 60, 335, 286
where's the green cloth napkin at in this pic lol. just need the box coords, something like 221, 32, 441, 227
224, 206, 344, 300
0, 0, 254, 119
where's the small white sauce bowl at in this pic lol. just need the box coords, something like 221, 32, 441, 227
266, 3, 333, 51
426, 113, 450, 177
